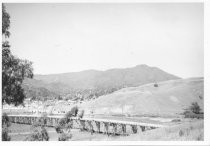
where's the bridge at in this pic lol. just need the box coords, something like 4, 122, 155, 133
8, 115, 167, 135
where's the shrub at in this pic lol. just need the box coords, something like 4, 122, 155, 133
2, 126, 11, 141
2, 113, 11, 141
2, 113, 11, 127
25, 126, 49, 141
154, 83, 158, 87
189, 126, 193, 130
25, 114, 49, 141
171, 119, 181, 122
199, 95, 203, 100
40, 127, 49, 141
55, 124, 62, 133
58, 133, 72, 141
183, 111, 203, 119
196, 133, 203, 141
190, 102, 201, 114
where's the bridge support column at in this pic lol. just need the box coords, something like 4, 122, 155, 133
140, 126, 145, 132
95, 121, 100, 133
33, 117, 35, 124
131, 125, 138, 134
50, 118, 53, 126
110, 123, 117, 135
30, 117, 32, 125
18, 117, 20, 123
121, 124, 126, 135
87, 120, 94, 134
23, 117, 26, 124
24, 117, 26, 124
79, 120, 86, 131
145, 126, 151, 130
103, 122, 109, 135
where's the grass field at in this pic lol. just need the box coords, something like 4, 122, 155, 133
8, 123, 115, 141
8, 118, 203, 141
9, 123, 57, 141
114, 119, 204, 141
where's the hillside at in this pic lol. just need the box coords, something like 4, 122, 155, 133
22, 64, 180, 100
80, 77, 203, 117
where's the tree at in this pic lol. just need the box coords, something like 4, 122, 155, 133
2, 4, 10, 38
55, 117, 73, 141
55, 106, 79, 141
2, 4, 33, 106
65, 106, 78, 118
58, 133, 72, 141
190, 102, 201, 114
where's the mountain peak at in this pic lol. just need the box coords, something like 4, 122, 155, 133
135, 64, 149, 67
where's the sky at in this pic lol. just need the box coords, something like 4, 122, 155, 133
5, 3, 203, 78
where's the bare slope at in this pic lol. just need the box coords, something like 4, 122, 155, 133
81, 77, 203, 117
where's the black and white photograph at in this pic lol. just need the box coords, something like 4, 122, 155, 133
1, 1, 209, 144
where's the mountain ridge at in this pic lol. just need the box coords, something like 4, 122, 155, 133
34, 64, 176, 76
23, 64, 181, 100
34, 64, 180, 87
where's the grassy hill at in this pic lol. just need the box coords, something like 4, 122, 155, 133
80, 77, 203, 117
